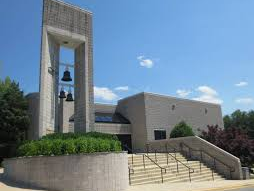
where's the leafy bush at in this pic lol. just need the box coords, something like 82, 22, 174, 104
201, 125, 254, 167
42, 132, 118, 141
17, 132, 122, 157
170, 121, 195, 138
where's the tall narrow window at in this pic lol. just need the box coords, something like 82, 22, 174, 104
154, 129, 166, 140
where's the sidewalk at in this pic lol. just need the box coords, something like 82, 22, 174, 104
127, 180, 254, 191
1, 168, 254, 191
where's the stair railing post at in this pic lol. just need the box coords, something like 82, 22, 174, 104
165, 144, 169, 165
146, 143, 149, 155
132, 153, 134, 165
189, 169, 191, 182
161, 169, 164, 183
129, 167, 131, 185
143, 154, 146, 169
155, 149, 157, 162
176, 160, 179, 173
199, 150, 202, 173
212, 168, 214, 181
229, 167, 232, 180
213, 158, 216, 170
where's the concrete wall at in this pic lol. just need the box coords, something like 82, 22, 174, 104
3, 152, 128, 191
26, 93, 40, 140
143, 92, 224, 141
94, 123, 131, 134
59, 99, 74, 133
147, 136, 242, 180
117, 93, 147, 152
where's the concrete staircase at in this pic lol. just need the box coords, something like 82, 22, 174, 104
128, 153, 226, 185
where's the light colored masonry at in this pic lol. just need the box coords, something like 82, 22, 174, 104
27, 0, 224, 152
38, 0, 94, 137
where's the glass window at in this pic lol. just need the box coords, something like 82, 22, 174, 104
154, 129, 166, 140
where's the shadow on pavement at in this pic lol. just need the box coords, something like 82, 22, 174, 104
0, 169, 44, 190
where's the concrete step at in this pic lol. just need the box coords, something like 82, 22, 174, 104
131, 176, 225, 186
130, 168, 221, 180
131, 165, 222, 177
131, 160, 204, 170
128, 152, 226, 186
130, 171, 224, 185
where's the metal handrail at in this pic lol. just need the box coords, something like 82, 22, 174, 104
128, 165, 134, 185
146, 143, 194, 182
143, 154, 167, 183
164, 146, 194, 182
123, 144, 143, 165
180, 142, 235, 179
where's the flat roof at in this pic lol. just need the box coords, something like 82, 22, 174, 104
118, 91, 221, 106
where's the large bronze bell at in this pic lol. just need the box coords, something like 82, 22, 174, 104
61, 67, 72, 82
59, 88, 66, 99
66, 91, 74, 102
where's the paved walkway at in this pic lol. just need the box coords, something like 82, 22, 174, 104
1, 168, 254, 191
127, 180, 254, 191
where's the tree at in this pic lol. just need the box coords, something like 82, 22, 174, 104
223, 110, 254, 139
170, 121, 195, 138
201, 125, 254, 167
0, 77, 29, 143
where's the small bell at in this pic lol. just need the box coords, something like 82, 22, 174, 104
59, 87, 66, 99
61, 66, 72, 82
66, 88, 74, 102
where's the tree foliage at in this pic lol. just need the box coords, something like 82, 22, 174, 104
223, 110, 254, 138
170, 121, 195, 138
201, 125, 254, 167
0, 77, 29, 143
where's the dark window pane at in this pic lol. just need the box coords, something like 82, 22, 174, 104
154, 130, 166, 140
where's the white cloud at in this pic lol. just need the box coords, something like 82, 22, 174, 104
235, 81, 248, 87
176, 89, 191, 98
193, 86, 223, 104
115, 86, 129, 91
235, 98, 254, 104
94, 86, 118, 101
137, 55, 154, 68
196, 86, 218, 96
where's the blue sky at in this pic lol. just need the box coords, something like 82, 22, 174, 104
1, 0, 254, 115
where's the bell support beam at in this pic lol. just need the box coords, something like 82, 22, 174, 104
59, 83, 74, 88
59, 62, 74, 68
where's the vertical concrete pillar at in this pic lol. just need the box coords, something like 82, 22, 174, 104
74, 42, 94, 132
39, 30, 60, 137
58, 99, 74, 133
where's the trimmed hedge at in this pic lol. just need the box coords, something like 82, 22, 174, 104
17, 132, 122, 157
170, 121, 195, 138
41, 132, 118, 141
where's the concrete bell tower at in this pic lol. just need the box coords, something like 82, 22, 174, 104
38, 0, 94, 137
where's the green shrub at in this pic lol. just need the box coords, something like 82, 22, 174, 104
17, 132, 122, 157
41, 132, 118, 141
170, 121, 195, 138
